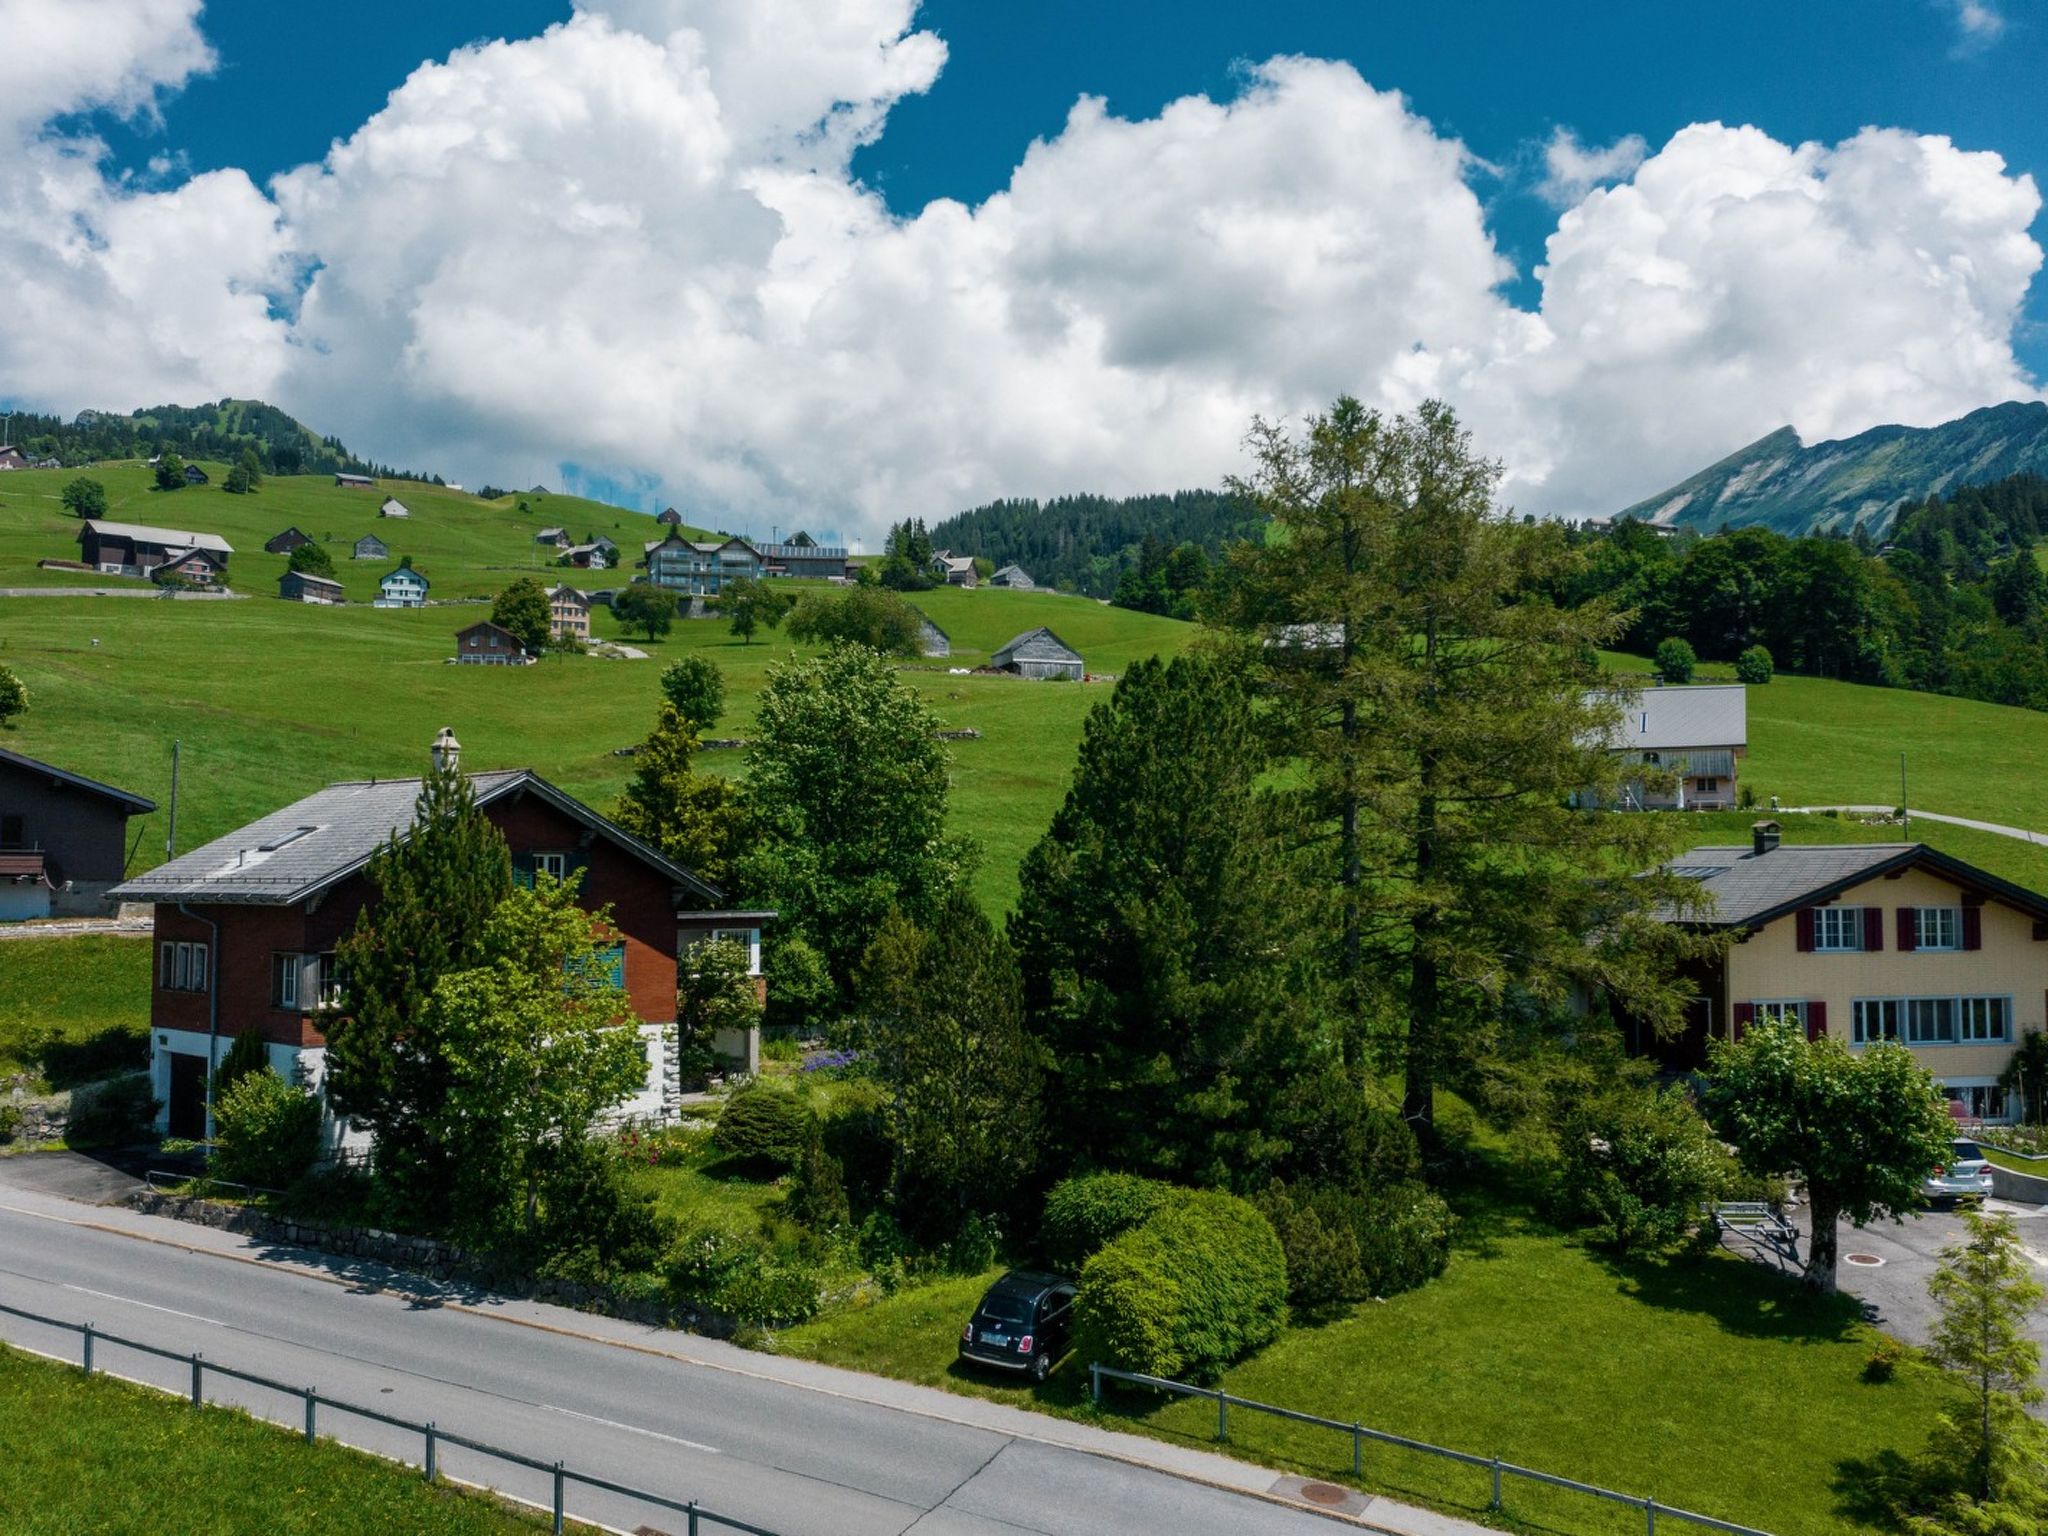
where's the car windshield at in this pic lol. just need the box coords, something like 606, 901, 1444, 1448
1952, 1141, 1984, 1162
976, 1295, 1034, 1327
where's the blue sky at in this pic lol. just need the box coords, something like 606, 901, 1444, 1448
9, 0, 2044, 537
102, 0, 2048, 373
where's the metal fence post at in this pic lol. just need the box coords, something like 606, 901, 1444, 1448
424, 1422, 437, 1483
190, 1353, 203, 1406
1216, 1389, 1228, 1442
686, 1501, 699, 1536
1490, 1456, 1503, 1510
1352, 1424, 1362, 1479
81, 1322, 93, 1377
552, 1461, 564, 1535
1646, 1495, 1657, 1535
304, 1388, 316, 1443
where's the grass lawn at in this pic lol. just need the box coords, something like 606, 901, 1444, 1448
0, 935, 150, 1087
0, 581, 1189, 914
780, 1212, 1953, 1535
0, 1344, 575, 1535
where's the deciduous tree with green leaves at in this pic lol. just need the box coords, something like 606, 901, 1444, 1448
784, 585, 924, 656
659, 654, 725, 730
153, 453, 187, 491
287, 540, 335, 578
611, 702, 747, 889
740, 645, 973, 988
60, 476, 106, 518
424, 877, 646, 1242
1655, 636, 1698, 683
0, 665, 26, 727
1705, 1020, 1953, 1292
1220, 396, 1712, 1131
328, 758, 513, 1223
612, 582, 675, 642
1013, 648, 1320, 1185
859, 892, 1043, 1241
674, 936, 760, 1090
1926, 1208, 2047, 1503
722, 576, 788, 644
491, 577, 552, 654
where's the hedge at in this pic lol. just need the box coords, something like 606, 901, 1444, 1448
1073, 1188, 1287, 1382
1040, 1172, 1176, 1270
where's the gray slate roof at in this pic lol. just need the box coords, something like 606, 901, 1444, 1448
1664, 842, 1910, 925
0, 747, 155, 814
1602, 683, 1746, 751
109, 769, 718, 906
81, 519, 234, 555
992, 627, 1081, 666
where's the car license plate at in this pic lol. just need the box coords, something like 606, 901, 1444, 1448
981, 1331, 1008, 1345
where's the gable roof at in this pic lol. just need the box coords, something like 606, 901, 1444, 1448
992, 626, 1081, 666
1601, 683, 1746, 751
379, 497, 409, 516
536, 526, 568, 541
0, 747, 156, 815
380, 565, 429, 589
280, 570, 343, 593
263, 527, 311, 553
353, 533, 389, 553
79, 519, 233, 555
110, 770, 720, 907
548, 584, 589, 606
1661, 840, 2048, 929
456, 619, 522, 644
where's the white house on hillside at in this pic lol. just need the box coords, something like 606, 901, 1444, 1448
374, 565, 430, 608
1597, 682, 1747, 810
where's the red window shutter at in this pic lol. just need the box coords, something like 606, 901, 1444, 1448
1863, 908, 1883, 952
1963, 907, 1983, 951
1806, 1001, 1828, 1042
1897, 907, 1917, 952
1795, 908, 1815, 953
1732, 1002, 1755, 1041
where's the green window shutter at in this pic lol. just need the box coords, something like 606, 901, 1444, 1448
511, 852, 534, 889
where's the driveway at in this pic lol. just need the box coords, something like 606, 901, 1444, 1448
1731, 1197, 2048, 1362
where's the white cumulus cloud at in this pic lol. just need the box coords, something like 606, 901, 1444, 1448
0, 0, 2039, 540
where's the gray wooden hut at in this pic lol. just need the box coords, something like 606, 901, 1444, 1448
914, 611, 949, 658
991, 627, 1082, 681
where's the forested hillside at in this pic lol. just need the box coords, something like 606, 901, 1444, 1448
928, 489, 1258, 597
1558, 470, 2048, 709
0, 398, 415, 479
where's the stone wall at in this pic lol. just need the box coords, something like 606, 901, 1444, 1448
126, 1189, 737, 1337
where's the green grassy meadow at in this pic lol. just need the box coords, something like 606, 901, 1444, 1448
0, 1345, 577, 1535
0, 459, 709, 603
0, 935, 150, 1086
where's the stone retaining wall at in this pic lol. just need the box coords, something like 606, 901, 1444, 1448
127, 1190, 736, 1336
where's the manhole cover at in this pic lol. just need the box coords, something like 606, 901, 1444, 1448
1300, 1483, 1350, 1507
1845, 1253, 1884, 1266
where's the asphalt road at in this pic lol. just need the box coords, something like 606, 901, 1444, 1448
0, 1187, 1437, 1536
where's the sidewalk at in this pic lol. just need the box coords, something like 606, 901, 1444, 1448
0, 1175, 1494, 1536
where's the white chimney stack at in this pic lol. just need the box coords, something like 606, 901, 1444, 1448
431, 726, 461, 774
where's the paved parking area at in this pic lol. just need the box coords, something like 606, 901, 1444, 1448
1733, 1197, 2048, 1356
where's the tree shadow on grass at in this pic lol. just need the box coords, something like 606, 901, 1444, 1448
1591, 1245, 1865, 1344
1832, 1448, 1922, 1531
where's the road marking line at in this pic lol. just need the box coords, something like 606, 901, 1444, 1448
542, 1402, 721, 1454
59, 1283, 225, 1327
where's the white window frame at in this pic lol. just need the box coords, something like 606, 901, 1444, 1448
1915, 906, 1962, 951
533, 852, 570, 881
159, 940, 208, 994
1750, 999, 1808, 1028
1813, 906, 1865, 952
273, 951, 300, 1010
682, 926, 762, 976
1854, 994, 2011, 1048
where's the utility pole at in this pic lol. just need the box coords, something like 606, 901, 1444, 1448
166, 740, 181, 859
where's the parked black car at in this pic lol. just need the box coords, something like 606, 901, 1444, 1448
958, 1269, 1076, 1382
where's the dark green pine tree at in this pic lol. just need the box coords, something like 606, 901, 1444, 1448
1011, 649, 1321, 1186
328, 754, 513, 1221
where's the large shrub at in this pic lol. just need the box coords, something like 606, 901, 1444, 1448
211, 1069, 322, 1188
65, 1073, 158, 1147
710, 1083, 816, 1169
1654, 636, 1698, 684
1073, 1189, 1287, 1382
664, 1213, 823, 1328
1554, 1082, 1723, 1252
1040, 1172, 1177, 1270
0, 664, 26, 727
1735, 645, 1774, 685
1256, 1180, 1453, 1313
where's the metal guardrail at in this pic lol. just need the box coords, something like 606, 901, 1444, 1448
1089, 1363, 1775, 1536
0, 1299, 781, 1536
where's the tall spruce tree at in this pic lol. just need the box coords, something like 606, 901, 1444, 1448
1012, 649, 1319, 1185
612, 702, 747, 889
1221, 397, 1713, 1132
328, 756, 513, 1220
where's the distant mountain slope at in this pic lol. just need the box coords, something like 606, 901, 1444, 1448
1614, 400, 2048, 535
928, 489, 1257, 597
0, 398, 411, 480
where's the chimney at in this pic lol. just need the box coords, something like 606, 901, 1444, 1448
431, 726, 461, 774
1751, 820, 1781, 857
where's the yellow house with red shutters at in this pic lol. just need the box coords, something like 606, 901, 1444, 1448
1648, 821, 2048, 1121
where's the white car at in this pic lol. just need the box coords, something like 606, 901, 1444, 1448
1925, 1139, 1995, 1203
